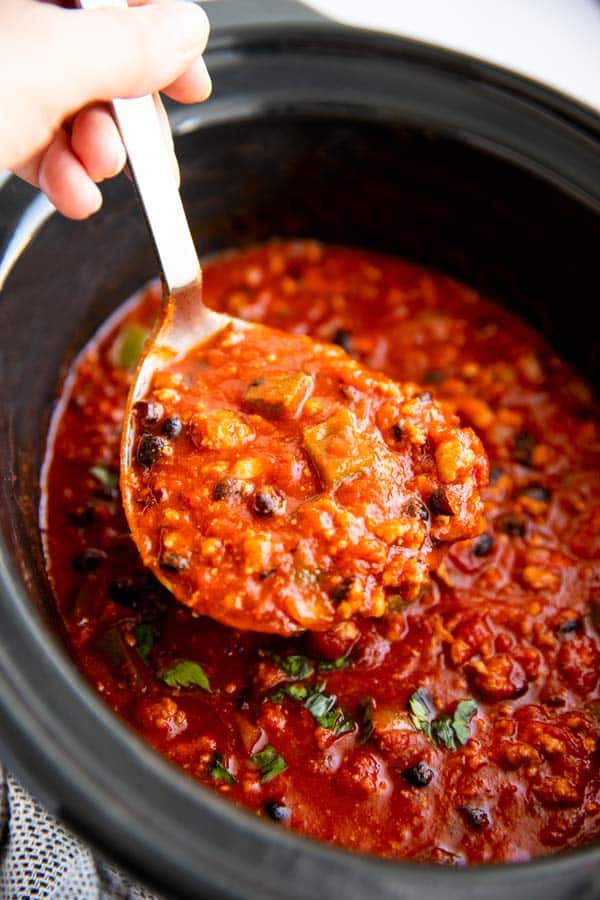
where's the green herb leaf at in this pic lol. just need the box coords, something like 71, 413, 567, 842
317, 655, 350, 672
251, 744, 287, 783
266, 651, 314, 680
159, 659, 211, 692
430, 714, 457, 750
408, 689, 477, 750
209, 752, 236, 784
134, 623, 155, 666
359, 698, 374, 745
408, 688, 434, 736
271, 682, 310, 703
271, 681, 353, 736
90, 465, 118, 489
113, 322, 149, 370
452, 700, 478, 746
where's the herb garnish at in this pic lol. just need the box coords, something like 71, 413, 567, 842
159, 659, 211, 692
90, 464, 118, 489
359, 698, 374, 745
251, 745, 287, 783
317, 655, 350, 672
265, 651, 314, 680
408, 688, 435, 736
134, 623, 155, 665
451, 700, 478, 746
272, 681, 354, 737
266, 650, 350, 677
407, 689, 477, 750
209, 752, 236, 785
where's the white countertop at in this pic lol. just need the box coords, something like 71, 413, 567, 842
303, 0, 600, 113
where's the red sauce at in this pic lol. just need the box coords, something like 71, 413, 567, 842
126, 320, 487, 635
43, 241, 600, 863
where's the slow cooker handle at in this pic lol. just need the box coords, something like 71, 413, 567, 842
202, 0, 326, 31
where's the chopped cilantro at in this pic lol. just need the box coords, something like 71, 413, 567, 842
430, 714, 457, 750
359, 698, 374, 745
265, 651, 314, 680
272, 680, 353, 737
134, 623, 155, 666
251, 744, 287, 783
90, 465, 118, 489
317, 655, 350, 672
159, 659, 211, 692
452, 700, 478, 746
408, 688, 434, 737
209, 752, 236, 785
407, 689, 477, 750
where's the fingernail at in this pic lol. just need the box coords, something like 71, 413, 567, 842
171, 1, 210, 53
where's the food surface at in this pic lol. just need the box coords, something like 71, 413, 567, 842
43, 241, 600, 863
126, 320, 487, 634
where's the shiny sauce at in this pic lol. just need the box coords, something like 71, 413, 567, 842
43, 241, 600, 863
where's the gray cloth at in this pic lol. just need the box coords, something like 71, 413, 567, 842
0, 768, 160, 900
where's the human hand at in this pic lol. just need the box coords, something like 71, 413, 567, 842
0, 0, 211, 219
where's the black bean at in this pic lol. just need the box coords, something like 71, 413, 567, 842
391, 424, 404, 442
402, 761, 434, 788
473, 532, 494, 557
108, 577, 140, 608
496, 514, 526, 538
136, 434, 166, 468
403, 498, 430, 521
69, 505, 95, 527
514, 431, 534, 467
519, 483, 551, 503
213, 477, 244, 501
424, 369, 445, 385
488, 465, 504, 483
159, 551, 190, 572
258, 568, 276, 581
331, 328, 354, 355
460, 806, 490, 829
133, 400, 164, 426
252, 487, 286, 518
72, 548, 107, 572
264, 801, 291, 823
557, 618, 583, 635
162, 416, 182, 440
428, 488, 454, 517
331, 577, 354, 602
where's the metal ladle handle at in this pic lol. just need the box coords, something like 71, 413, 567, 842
75, 0, 201, 293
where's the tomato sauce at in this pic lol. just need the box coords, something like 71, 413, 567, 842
42, 241, 600, 863
126, 319, 487, 635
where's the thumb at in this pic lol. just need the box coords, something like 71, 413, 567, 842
46, 1, 210, 112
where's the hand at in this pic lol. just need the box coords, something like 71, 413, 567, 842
0, 0, 211, 218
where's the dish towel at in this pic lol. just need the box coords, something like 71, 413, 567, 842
0, 767, 159, 900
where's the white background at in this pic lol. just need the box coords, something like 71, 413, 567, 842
303, 0, 600, 113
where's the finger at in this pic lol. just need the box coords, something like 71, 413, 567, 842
163, 56, 212, 104
50, 1, 210, 112
12, 149, 46, 189
38, 128, 103, 219
70, 105, 127, 182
